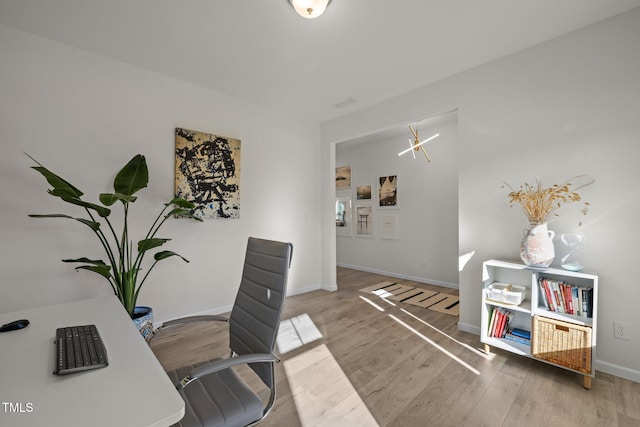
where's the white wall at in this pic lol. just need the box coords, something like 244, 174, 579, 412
335, 121, 458, 287
322, 9, 640, 382
0, 25, 323, 323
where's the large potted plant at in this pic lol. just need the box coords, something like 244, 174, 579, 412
27, 153, 202, 339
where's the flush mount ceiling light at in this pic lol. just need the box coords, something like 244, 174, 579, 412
398, 125, 439, 162
288, 0, 332, 19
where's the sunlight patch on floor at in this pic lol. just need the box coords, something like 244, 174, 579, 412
358, 294, 486, 372
372, 288, 394, 299
400, 308, 494, 360
283, 344, 379, 427
388, 314, 481, 375
277, 313, 323, 354
358, 295, 385, 312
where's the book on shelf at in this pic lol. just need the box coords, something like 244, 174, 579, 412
487, 307, 532, 340
510, 328, 531, 340
541, 278, 555, 312
502, 310, 514, 337
565, 283, 575, 313
571, 287, 579, 316
538, 279, 550, 310
538, 277, 593, 318
551, 280, 565, 313
487, 306, 498, 337
488, 307, 514, 338
496, 309, 506, 337
504, 331, 531, 346
578, 287, 584, 316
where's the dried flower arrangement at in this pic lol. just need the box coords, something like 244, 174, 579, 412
503, 176, 594, 225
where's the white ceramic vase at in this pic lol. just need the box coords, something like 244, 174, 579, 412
520, 223, 555, 268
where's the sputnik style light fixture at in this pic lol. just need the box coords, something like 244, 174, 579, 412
398, 125, 439, 162
288, 0, 332, 19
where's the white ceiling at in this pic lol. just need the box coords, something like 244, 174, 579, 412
338, 108, 458, 149
1, 1, 639, 125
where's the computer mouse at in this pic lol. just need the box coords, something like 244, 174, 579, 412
0, 319, 30, 332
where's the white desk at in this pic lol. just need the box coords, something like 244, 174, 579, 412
0, 296, 185, 426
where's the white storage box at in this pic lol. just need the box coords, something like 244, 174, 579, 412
487, 282, 526, 305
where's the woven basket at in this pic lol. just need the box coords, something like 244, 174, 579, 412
532, 315, 592, 374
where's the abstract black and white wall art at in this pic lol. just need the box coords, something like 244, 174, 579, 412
175, 127, 241, 219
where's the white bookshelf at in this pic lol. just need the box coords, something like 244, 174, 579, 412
480, 259, 598, 389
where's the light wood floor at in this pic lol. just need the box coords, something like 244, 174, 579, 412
152, 267, 640, 427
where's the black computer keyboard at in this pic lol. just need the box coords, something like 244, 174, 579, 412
54, 324, 108, 375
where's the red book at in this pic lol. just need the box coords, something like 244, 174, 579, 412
542, 279, 555, 312
560, 283, 568, 313
489, 309, 498, 337
563, 283, 574, 314
558, 282, 567, 312
497, 309, 508, 338
501, 311, 513, 338
492, 310, 504, 337
551, 280, 565, 313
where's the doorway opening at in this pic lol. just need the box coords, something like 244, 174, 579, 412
333, 109, 459, 291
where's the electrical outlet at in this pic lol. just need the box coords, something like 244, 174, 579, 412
614, 321, 630, 341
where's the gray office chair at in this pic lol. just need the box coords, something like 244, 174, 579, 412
161, 237, 293, 427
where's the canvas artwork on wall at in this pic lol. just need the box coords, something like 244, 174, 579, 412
380, 214, 399, 239
357, 185, 371, 200
355, 205, 373, 236
379, 175, 397, 207
336, 194, 352, 236
336, 166, 351, 189
175, 127, 241, 219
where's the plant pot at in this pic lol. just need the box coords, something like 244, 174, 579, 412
520, 223, 555, 268
132, 306, 154, 343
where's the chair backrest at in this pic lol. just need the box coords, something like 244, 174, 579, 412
228, 237, 293, 388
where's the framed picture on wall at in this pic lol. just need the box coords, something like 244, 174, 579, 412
335, 166, 352, 189
356, 185, 372, 200
336, 194, 352, 237
379, 214, 399, 239
355, 204, 374, 237
175, 127, 241, 219
378, 175, 397, 208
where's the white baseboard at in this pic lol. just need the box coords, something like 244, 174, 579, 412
457, 322, 640, 384
458, 321, 481, 336
337, 263, 459, 290
595, 360, 640, 383
288, 283, 337, 295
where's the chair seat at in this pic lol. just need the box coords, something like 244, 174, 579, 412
167, 359, 263, 427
